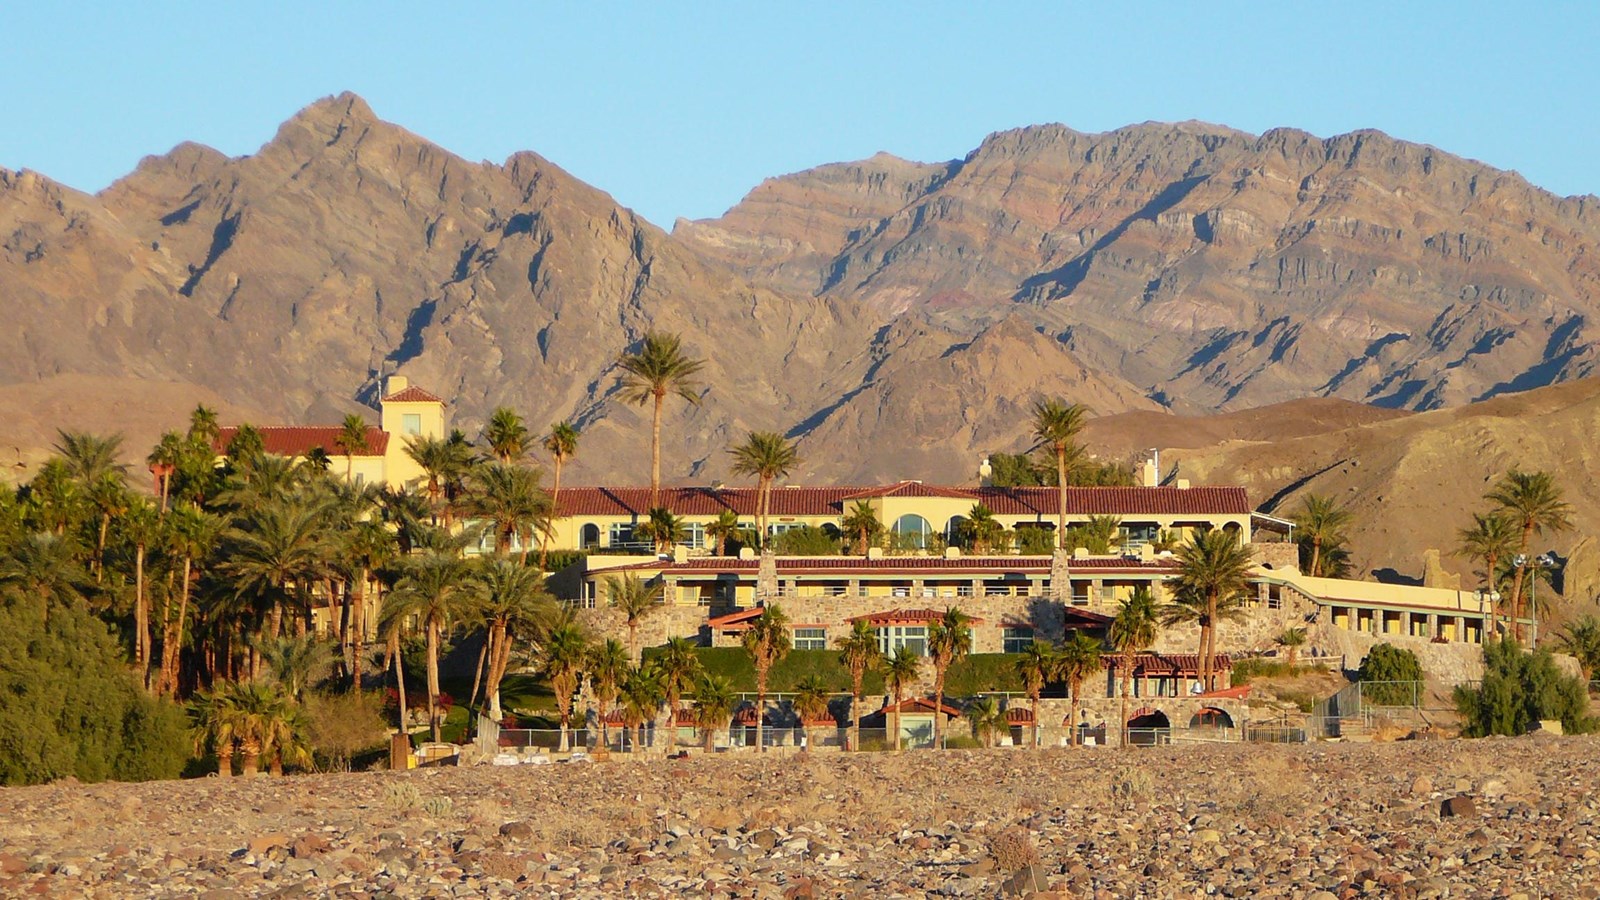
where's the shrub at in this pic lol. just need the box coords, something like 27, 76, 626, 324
988, 827, 1039, 869
770, 526, 843, 556
0, 594, 190, 785
1454, 638, 1594, 737
303, 690, 389, 771
543, 550, 588, 572
1355, 643, 1423, 706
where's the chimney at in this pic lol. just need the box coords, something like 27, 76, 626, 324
385, 375, 409, 396
1141, 458, 1159, 488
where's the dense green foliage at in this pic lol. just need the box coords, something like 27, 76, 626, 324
0, 592, 189, 784
1355, 643, 1423, 705
770, 525, 843, 556
986, 451, 1135, 488
1454, 639, 1594, 736
644, 647, 1027, 697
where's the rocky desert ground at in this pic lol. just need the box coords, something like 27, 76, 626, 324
3, 737, 1598, 898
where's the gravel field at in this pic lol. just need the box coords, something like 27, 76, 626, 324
2, 736, 1598, 898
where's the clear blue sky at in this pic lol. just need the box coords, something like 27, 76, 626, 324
4, 3, 1597, 226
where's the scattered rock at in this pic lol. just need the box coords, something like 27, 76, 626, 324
1440, 796, 1477, 818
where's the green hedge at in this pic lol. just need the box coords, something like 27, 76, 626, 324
639, 647, 1023, 696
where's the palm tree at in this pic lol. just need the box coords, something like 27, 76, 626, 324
656, 636, 702, 736
337, 518, 393, 691
622, 663, 664, 752
692, 674, 736, 752
1275, 627, 1308, 669
536, 622, 590, 752
589, 638, 631, 751
836, 620, 883, 750
741, 604, 791, 753
0, 531, 88, 611
792, 675, 830, 751
1556, 616, 1600, 683
336, 414, 370, 480
728, 431, 799, 540
959, 503, 1005, 554
964, 696, 1004, 748
120, 495, 161, 680
539, 421, 579, 568
221, 494, 335, 647
1030, 399, 1089, 547
1058, 631, 1103, 747
1014, 640, 1058, 747
404, 435, 472, 526
147, 431, 185, 514
223, 679, 285, 777
188, 689, 238, 777
1079, 515, 1123, 554
1292, 494, 1352, 577
706, 509, 741, 557
605, 573, 663, 661
636, 506, 687, 555
927, 607, 973, 750
261, 697, 311, 777
617, 331, 706, 506
1487, 469, 1574, 640
381, 551, 482, 741
1456, 512, 1519, 633
256, 634, 334, 701
1109, 587, 1159, 749
482, 407, 530, 464
1167, 530, 1255, 691
883, 647, 921, 751
460, 462, 553, 560
840, 501, 883, 556
474, 559, 555, 720
157, 504, 219, 696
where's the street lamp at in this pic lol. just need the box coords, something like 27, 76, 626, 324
1476, 587, 1502, 640
1512, 552, 1558, 646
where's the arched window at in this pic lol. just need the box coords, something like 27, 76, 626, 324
891, 514, 933, 550
945, 516, 967, 545
580, 523, 601, 549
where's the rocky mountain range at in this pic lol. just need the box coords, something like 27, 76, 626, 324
4, 92, 1600, 588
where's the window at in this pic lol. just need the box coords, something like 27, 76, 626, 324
877, 625, 928, 657
684, 522, 705, 549
793, 627, 827, 651
580, 524, 601, 549
766, 522, 804, 537
891, 514, 933, 550
402, 413, 422, 436
608, 523, 636, 548
1003, 626, 1034, 654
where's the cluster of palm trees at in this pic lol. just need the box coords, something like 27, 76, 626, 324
1455, 469, 1573, 641
1290, 493, 1353, 578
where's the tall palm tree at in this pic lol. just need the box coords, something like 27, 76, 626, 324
617, 331, 706, 506
482, 407, 530, 464
1456, 512, 1519, 633
336, 414, 370, 481
1167, 530, 1254, 691
404, 435, 473, 526
1014, 640, 1058, 747
1487, 469, 1573, 640
1556, 616, 1600, 683
656, 635, 702, 734
622, 663, 664, 752
792, 675, 830, 751
589, 638, 631, 750
692, 674, 736, 752
536, 622, 590, 752
157, 504, 219, 696
1057, 631, 1103, 747
147, 431, 185, 514
1030, 399, 1090, 547
460, 462, 553, 560
474, 558, 555, 720
256, 634, 334, 701
728, 431, 799, 540
1292, 494, 1352, 577
706, 509, 741, 557
741, 604, 791, 753
883, 647, 921, 751
381, 551, 482, 741
836, 619, 882, 750
605, 573, 663, 661
221, 494, 335, 648
927, 607, 973, 750
120, 495, 162, 679
1109, 587, 1159, 750
539, 421, 579, 569
840, 501, 883, 556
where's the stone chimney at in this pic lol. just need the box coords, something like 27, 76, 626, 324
757, 548, 778, 600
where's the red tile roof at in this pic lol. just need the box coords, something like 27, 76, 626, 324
215, 426, 389, 458
868, 697, 963, 718
381, 385, 444, 403
847, 607, 986, 626
556, 485, 1251, 518
1102, 652, 1232, 674
1004, 707, 1035, 725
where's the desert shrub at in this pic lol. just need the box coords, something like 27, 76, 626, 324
1355, 643, 1422, 705
770, 526, 843, 556
383, 780, 423, 811
943, 735, 982, 750
304, 690, 389, 771
988, 827, 1039, 869
1454, 638, 1595, 737
1013, 527, 1057, 556
0, 593, 189, 785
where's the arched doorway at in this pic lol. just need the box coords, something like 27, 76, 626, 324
1189, 707, 1234, 730
1126, 708, 1171, 747
945, 516, 967, 546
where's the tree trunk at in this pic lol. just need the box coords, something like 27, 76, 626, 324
1120, 649, 1133, 750
1056, 447, 1068, 549
240, 741, 261, 777
1310, 536, 1322, 578
134, 542, 149, 678
392, 632, 409, 732
559, 709, 570, 753
426, 621, 442, 743
540, 458, 562, 570
650, 391, 664, 507
351, 571, 367, 690
468, 635, 490, 709
96, 513, 111, 583
1033, 693, 1043, 748
754, 669, 767, 753
487, 625, 512, 722
270, 755, 284, 778
1069, 687, 1080, 748
892, 693, 902, 751
216, 743, 233, 778
628, 622, 639, 664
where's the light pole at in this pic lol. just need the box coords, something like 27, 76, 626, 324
1512, 552, 1557, 645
